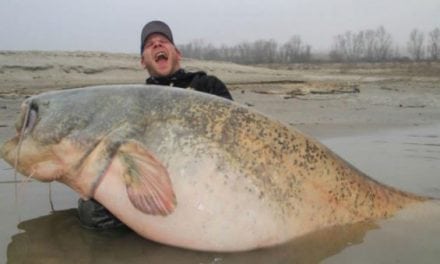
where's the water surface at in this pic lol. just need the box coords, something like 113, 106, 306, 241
1, 125, 439, 263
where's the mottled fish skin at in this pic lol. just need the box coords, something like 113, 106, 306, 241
132, 85, 424, 221
0, 85, 428, 251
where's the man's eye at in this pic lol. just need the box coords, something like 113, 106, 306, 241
145, 38, 168, 48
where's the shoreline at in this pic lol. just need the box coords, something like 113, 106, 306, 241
0, 51, 439, 264
1, 51, 439, 141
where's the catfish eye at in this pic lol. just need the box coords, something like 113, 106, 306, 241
25, 103, 38, 133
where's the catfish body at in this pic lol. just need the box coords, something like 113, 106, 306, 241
1, 85, 425, 252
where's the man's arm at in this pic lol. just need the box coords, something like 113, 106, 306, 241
190, 74, 233, 100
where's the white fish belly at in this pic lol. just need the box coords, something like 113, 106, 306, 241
95, 154, 291, 251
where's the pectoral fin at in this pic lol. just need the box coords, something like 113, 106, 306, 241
118, 141, 176, 216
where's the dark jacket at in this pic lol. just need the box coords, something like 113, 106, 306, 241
146, 69, 233, 100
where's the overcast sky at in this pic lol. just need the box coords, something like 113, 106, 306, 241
1, 0, 439, 53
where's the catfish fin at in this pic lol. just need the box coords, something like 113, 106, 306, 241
118, 140, 176, 216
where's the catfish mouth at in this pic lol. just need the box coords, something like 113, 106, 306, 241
0, 100, 39, 180
4, 100, 39, 169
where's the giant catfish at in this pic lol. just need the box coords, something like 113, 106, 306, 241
1, 85, 428, 252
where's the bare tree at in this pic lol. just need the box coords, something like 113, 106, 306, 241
329, 34, 346, 62
281, 35, 302, 62
351, 31, 366, 61
374, 26, 393, 61
407, 29, 425, 61
330, 26, 393, 62
178, 39, 207, 59
280, 35, 311, 63
330, 31, 362, 62
252, 39, 278, 63
363, 29, 377, 61
237, 42, 253, 64
427, 27, 440, 61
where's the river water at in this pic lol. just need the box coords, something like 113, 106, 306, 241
0, 124, 439, 264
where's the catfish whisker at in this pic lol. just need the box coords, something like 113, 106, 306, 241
14, 105, 30, 176
17, 171, 35, 193
49, 183, 55, 212
14, 103, 31, 216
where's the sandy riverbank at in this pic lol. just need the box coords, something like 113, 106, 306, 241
1, 51, 440, 264
1, 51, 439, 139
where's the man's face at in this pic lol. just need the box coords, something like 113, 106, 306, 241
141, 33, 181, 78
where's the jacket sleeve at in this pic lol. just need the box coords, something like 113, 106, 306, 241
190, 74, 233, 100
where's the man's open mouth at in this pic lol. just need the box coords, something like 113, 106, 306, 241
155, 51, 168, 62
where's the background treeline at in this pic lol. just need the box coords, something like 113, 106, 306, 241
178, 26, 440, 64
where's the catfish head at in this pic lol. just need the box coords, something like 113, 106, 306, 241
1, 87, 176, 216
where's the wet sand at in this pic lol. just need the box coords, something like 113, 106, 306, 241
1, 51, 440, 263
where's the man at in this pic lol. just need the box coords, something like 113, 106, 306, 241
78, 20, 232, 229
141, 20, 232, 99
